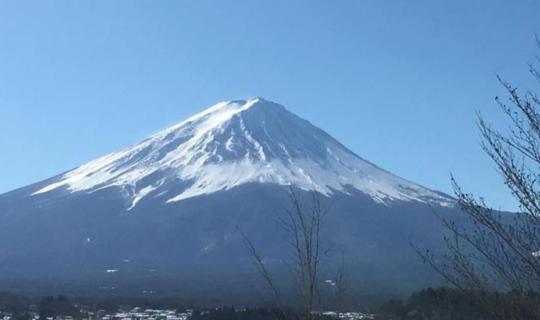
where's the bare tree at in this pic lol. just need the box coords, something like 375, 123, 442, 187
414, 38, 540, 319
238, 227, 283, 308
279, 189, 327, 320
240, 188, 329, 320
334, 255, 347, 314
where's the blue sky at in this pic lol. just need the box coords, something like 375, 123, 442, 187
0, 0, 539, 210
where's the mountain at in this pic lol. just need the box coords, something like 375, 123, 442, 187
0, 98, 458, 303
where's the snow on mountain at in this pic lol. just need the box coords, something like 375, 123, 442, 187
32, 98, 453, 209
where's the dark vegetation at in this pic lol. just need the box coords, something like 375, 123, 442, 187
0, 293, 193, 319
0, 287, 538, 320
0, 293, 335, 320
0, 292, 31, 313
191, 307, 287, 320
0, 292, 32, 320
39, 296, 80, 319
377, 287, 540, 320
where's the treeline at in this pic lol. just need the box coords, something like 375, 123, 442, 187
0, 292, 32, 320
377, 287, 540, 320
0, 293, 192, 319
0, 293, 80, 320
190, 307, 343, 320
0, 293, 334, 320
5, 288, 540, 320
191, 307, 287, 320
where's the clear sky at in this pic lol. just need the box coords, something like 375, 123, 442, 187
1, 0, 539, 211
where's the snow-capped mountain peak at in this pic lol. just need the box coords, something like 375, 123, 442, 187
33, 98, 453, 209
